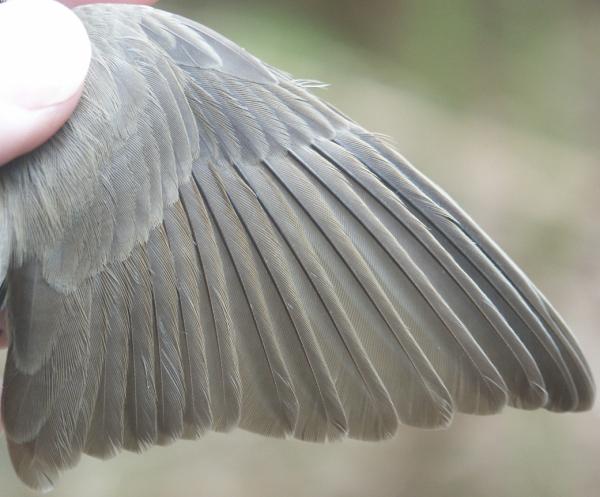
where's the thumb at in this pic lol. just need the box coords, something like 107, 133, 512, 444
0, 0, 91, 166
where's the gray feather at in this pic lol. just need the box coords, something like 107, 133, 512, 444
162, 202, 212, 437
147, 225, 186, 443
85, 270, 130, 457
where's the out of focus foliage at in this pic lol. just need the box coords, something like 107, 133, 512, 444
163, 0, 600, 149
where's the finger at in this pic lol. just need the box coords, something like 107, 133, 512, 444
0, 0, 91, 166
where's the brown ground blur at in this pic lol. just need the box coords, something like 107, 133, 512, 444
1, 1, 598, 496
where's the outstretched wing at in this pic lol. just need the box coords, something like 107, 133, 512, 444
0, 4, 594, 490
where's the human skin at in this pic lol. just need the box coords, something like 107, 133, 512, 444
0, 0, 157, 428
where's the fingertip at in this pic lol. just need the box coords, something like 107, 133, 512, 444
0, 0, 91, 165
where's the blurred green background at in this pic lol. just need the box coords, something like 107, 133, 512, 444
1, 0, 599, 496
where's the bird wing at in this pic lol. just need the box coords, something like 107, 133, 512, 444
0, 4, 594, 490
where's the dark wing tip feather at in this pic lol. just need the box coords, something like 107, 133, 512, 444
363, 131, 595, 413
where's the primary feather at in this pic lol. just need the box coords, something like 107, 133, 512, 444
0, 4, 594, 490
